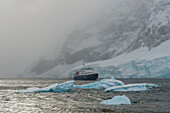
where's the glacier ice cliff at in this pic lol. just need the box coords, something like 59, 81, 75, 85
93, 56, 170, 78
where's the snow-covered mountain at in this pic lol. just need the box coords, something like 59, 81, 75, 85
22, 0, 170, 78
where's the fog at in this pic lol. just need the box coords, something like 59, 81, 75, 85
0, 0, 113, 77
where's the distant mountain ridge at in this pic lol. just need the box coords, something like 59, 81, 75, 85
61, 0, 170, 63
23, 0, 170, 78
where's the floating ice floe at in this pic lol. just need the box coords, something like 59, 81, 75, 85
104, 83, 158, 92
73, 77, 124, 89
144, 83, 159, 87
18, 81, 74, 93
101, 95, 131, 105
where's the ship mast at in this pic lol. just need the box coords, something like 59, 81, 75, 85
83, 59, 85, 73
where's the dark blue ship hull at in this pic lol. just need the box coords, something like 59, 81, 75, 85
73, 73, 98, 80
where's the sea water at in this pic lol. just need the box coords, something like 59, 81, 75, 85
0, 78, 169, 113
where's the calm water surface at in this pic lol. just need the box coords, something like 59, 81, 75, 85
0, 78, 169, 113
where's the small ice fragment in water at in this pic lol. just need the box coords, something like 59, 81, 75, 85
18, 81, 74, 93
101, 95, 131, 105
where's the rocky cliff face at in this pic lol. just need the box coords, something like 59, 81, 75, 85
29, 0, 170, 77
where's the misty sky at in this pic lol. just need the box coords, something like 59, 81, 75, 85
0, 0, 113, 77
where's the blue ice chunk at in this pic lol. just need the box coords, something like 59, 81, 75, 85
18, 81, 74, 93
104, 83, 158, 92
104, 82, 159, 92
144, 83, 159, 87
73, 78, 124, 89
101, 95, 131, 105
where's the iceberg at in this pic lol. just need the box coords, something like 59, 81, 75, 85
104, 83, 158, 92
101, 95, 131, 105
73, 77, 124, 89
18, 81, 74, 93
144, 83, 159, 87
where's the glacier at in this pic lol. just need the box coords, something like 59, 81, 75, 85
73, 77, 124, 89
100, 95, 131, 105
22, 37, 170, 78
71, 40, 170, 78
18, 81, 74, 93
104, 83, 158, 92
